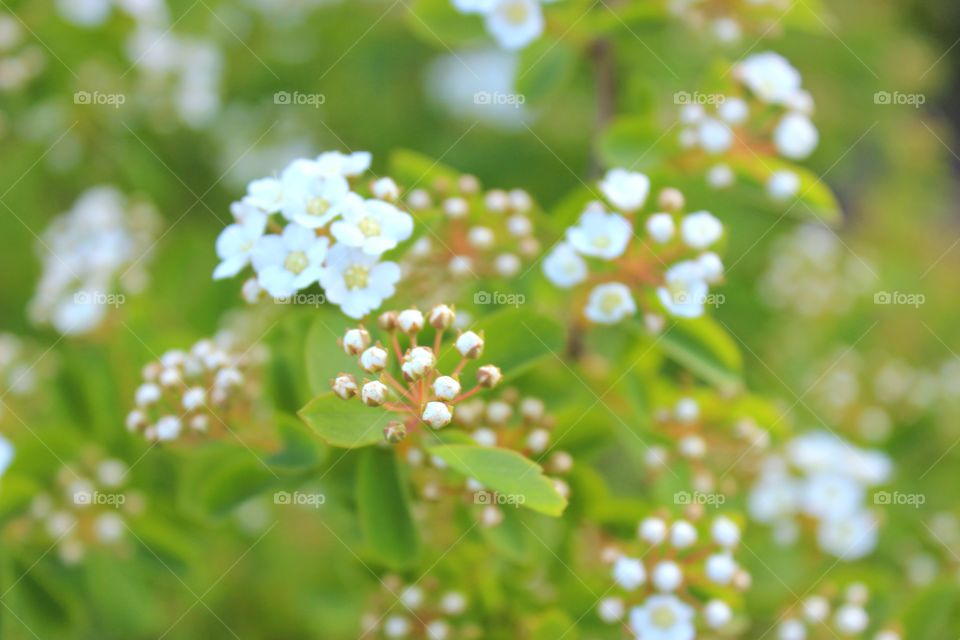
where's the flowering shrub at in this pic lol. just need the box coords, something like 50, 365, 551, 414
0, 0, 954, 639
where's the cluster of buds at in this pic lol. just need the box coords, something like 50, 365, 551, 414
597, 514, 749, 638
644, 395, 770, 494
543, 172, 725, 323
405, 388, 572, 526
666, 0, 794, 45
22, 456, 144, 565
400, 173, 540, 288
332, 303, 502, 435
677, 51, 818, 200
0, 332, 56, 422
126, 333, 262, 442
776, 582, 901, 640
360, 575, 476, 640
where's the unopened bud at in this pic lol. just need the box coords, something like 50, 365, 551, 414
456, 331, 484, 359
477, 365, 502, 389
458, 174, 480, 194
384, 421, 407, 443
332, 374, 358, 400
402, 346, 435, 381
550, 451, 574, 474
429, 304, 456, 330
480, 505, 503, 527
433, 376, 461, 401
378, 311, 399, 331
371, 177, 399, 201
360, 345, 388, 373
342, 328, 371, 355
658, 187, 685, 212
421, 402, 453, 429
361, 381, 388, 406
397, 309, 424, 335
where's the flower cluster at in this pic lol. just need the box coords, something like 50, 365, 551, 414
400, 174, 540, 286
776, 582, 901, 640
597, 514, 749, 638
759, 225, 875, 318
543, 169, 725, 322
644, 395, 771, 493
360, 576, 473, 640
0, 13, 43, 93
0, 333, 57, 421
332, 304, 500, 435
29, 186, 160, 335
678, 51, 818, 199
450, 0, 553, 50
126, 332, 263, 442
214, 151, 413, 319
748, 431, 892, 560
25, 457, 143, 565
667, 0, 796, 45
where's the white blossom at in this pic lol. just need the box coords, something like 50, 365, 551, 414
600, 168, 650, 212
774, 112, 819, 159
319, 245, 401, 319
542, 242, 588, 288
566, 208, 632, 260
330, 197, 413, 255
585, 282, 636, 324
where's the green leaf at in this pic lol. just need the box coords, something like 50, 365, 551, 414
426, 444, 568, 516
527, 609, 579, 640
599, 115, 675, 171
304, 312, 360, 397
356, 447, 420, 569
657, 317, 743, 392
727, 155, 842, 225
299, 393, 392, 449
515, 39, 576, 103
180, 446, 280, 519
267, 413, 324, 472
437, 309, 565, 383
389, 148, 460, 191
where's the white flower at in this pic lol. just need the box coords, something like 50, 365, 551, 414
213, 208, 267, 279
774, 112, 819, 159
646, 213, 675, 244
657, 261, 709, 318
600, 168, 650, 211
433, 376, 461, 401
456, 331, 484, 358
834, 605, 868, 634
652, 561, 683, 592
566, 208, 632, 260
628, 594, 696, 640
767, 170, 801, 200
485, 0, 544, 50
0, 434, 14, 478
278, 160, 352, 228
314, 151, 372, 177
244, 177, 284, 213
704, 600, 732, 629
383, 615, 411, 639
135, 383, 161, 406
675, 397, 699, 423
422, 402, 453, 428
251, 224, 329, 298
707, 163, 735, 189
718, 97, 749, 124
801, 472, 863, 521
612, 556, 646, 590
705, 553, 737, 584
639, 517, 667, 544
816, 510, 878, 560
182, 387, 206, 411
452, 0, 495, 12
670, 520, 697, 548
711, 516, 740, 547
597, 596, 625, 623
736, 51, 802, 105
371, 177, 399, 201
361, 381, 388, 406
585, 282, 636, 324
699, 117, 734, 154
330, 198, 413, 255
543, 242, 588, 288
778, 619, 806, 640
698, 252, 724, 283
319, 245, 401, 319
680, 211, 723, 249
155, 415, 182, 441
360, 346, 388, 373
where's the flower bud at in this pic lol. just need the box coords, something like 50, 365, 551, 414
361, 381, 389, 406
397, 309, 424, 334
458, 174, 480, 194
455, 331, 484, 359
526, 428, 550, 453
480, 505, 503, 527
520, 397, 545, 422
371, 177, 399, 201
422, 401, 453, 428
550, 451, 574, 474
443, 197, 468, 218
484, 189, 509, 213
342, 328, 371, 356
658, 187, 685, 212
476, 365, 502, 389
402, 346, 435, 381
378, 310, 399, 331
359, 345, 388, 373
332, 374, 358, 400
428, 304, 456, 330
384, 421, 407, 443
182, 387, 206, 411
433, 375, 461, 401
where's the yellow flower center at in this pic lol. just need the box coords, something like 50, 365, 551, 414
651, 604, 677, 629
592, 235, 611, 250
504, 1, 529, 24
284, 251, 308, 275
667, 280, 689, 303
306, 196, 330, 218
357, 216, 381, 238
599, 291, 623, 315
344, 264, 370, 290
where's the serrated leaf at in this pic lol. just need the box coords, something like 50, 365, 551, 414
356, 447, 420, 569
299, 393, 391, 449
427, 444, 567, 516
